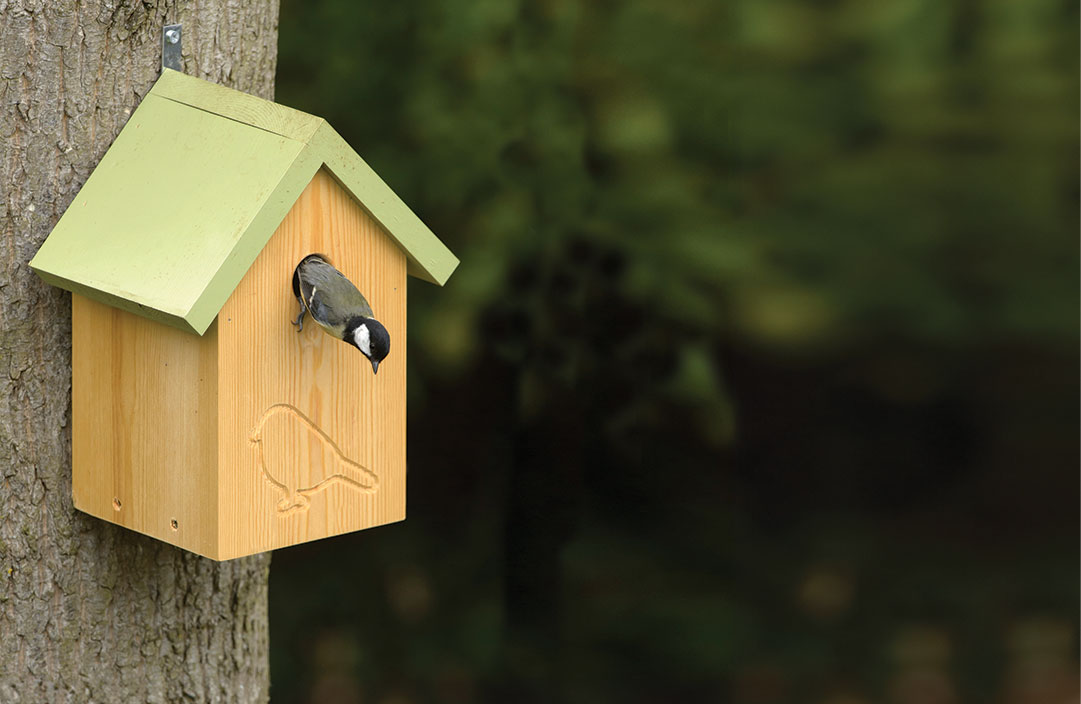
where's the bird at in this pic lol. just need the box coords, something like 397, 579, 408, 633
292, 254, 390, 374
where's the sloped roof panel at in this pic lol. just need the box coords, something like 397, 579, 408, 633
29, 70, 457, 335
31, 93, 309, 334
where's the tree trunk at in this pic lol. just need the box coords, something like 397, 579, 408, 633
0, 2, 279, 701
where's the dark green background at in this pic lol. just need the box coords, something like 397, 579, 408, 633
269, 1, 1079, 702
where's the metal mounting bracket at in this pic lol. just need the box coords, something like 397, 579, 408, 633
162, 24, 182, 72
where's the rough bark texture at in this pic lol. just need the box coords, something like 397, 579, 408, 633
0, 2, 279, 701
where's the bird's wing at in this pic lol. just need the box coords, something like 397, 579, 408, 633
297, 258, 374, 329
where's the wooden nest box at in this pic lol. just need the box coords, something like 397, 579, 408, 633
29, 70, 458, 560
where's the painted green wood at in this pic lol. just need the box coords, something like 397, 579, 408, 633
30, 94, 308, 334
31, 269, 204, 334
153, 69, 325, 142
30, 70, 457, 335
312, 123, 460, 286
189, 146, 325, 334
154, 70, 458, 285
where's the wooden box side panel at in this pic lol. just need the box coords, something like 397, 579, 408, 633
217, 168, 407, 559
72, 294, 219, 557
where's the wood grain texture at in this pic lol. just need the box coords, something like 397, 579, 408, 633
312, 122, 460, 286
216, 168, 407, 559
72, 295, 220, 557
69, 169, 407, 561
0, 2, 278, 701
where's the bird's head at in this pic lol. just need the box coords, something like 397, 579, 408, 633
347, 318, 391, 374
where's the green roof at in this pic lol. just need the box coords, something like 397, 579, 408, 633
29, 69, 458, 335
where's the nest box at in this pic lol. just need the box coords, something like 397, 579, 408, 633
29, 69, 458, 560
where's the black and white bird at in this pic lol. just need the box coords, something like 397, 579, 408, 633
292, 254, 390, 374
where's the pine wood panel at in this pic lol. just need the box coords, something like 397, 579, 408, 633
216, 168, 407, 559
72, 294, 219, 558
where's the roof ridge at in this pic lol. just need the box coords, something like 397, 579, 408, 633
29, 71, 457, 335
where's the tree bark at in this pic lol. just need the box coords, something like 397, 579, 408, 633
0, 2, 279, 701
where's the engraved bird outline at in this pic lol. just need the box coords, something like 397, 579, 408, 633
249, 404, 378, 514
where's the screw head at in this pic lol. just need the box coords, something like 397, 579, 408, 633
165, 29, 180, 44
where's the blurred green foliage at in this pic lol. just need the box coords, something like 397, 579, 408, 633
271, 1, 1078, 702
278, 0, 1076, 357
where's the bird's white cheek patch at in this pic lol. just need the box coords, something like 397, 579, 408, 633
354, 324, 371, 356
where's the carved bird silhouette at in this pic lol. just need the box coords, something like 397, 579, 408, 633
249, 404, 378, 512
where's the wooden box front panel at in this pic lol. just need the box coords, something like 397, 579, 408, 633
216, 169, 407, 559
72, 295, 220, 557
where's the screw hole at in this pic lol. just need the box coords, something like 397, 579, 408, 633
112, 497, 122, 511
170, 519, 179, 531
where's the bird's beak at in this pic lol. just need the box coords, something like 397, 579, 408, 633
370, 359, 380, 375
